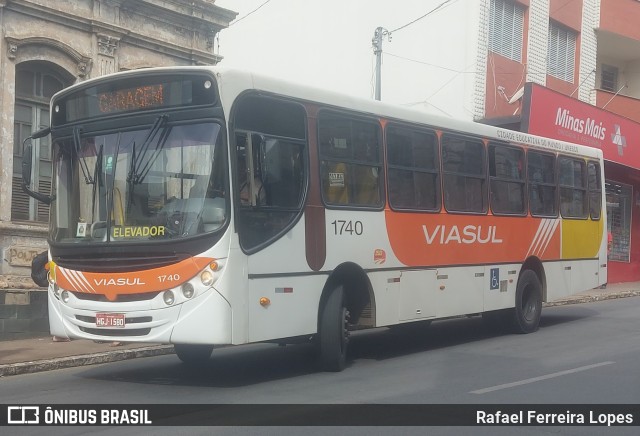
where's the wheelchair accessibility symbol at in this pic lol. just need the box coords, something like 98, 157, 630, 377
490, 268, 499, 290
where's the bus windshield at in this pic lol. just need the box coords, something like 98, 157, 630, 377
49, 121, 226, 244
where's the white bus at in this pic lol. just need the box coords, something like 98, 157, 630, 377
23, 67, 607, 371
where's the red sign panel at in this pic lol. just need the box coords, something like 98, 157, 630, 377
524, 83, 640, 170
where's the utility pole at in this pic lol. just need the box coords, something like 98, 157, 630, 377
372, 27, 389, 101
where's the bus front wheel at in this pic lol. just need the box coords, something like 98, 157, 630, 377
319, 285, 350, 372
174, 344, 213, 365
512, 270, 542, 334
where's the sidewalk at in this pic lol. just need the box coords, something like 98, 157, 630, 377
1, 282, 640, 377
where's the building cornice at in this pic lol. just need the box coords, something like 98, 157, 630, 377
0, 221, 48, 238
5, 35, 93, 77
6, 0, 233, 65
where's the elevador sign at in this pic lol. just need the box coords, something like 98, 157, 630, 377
522, 83, 638, 170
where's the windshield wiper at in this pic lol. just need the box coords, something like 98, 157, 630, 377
91, 144, 104, 221
73, 127, 94, 184
127, 114, 168, 185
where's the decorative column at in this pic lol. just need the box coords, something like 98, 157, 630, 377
97, 33, 120, 76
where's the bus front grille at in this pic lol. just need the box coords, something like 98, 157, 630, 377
79, 327, 151, 337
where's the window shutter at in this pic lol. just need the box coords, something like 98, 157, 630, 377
548, 22, 576, 82
489, 0, 524, 62
11, 176, 30, 221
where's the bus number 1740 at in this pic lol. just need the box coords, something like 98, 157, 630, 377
331, 220, 363, 236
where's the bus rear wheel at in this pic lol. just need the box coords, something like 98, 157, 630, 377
319, 285, 350, 372
511, 270, 542, 334
174, 344, 213, 365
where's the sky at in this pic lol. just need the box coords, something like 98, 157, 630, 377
214, 0, 479, 119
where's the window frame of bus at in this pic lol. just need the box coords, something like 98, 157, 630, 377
318, 110, 384, 209
231, 93, 308, 254
386, 123, 441, 212
527, 150, 559, 218
488, 141, 527, 216
587, 160, 602, 221
441, 132, 488, 214
558, 155, 589, 219
52, 72, 217, 126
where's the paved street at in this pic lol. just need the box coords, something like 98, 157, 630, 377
2, 296, 639, 435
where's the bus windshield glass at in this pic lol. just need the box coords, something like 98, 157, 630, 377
49, 121, 226, 244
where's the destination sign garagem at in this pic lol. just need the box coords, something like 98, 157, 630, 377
54, 73, 216, 125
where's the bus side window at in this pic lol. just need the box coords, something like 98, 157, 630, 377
319, 113, 382, 207
387, 125, 439, 211
559, 157, 588, 218
588, 161, 602, 220
442, 134, 487, 213
489, 143, 525, 215
528, 151, 557, 217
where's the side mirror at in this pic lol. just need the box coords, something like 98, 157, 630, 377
21, 128, 54, 205
22, 144, 33, 186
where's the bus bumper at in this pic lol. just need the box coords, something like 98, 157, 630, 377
48, 286, 231, 345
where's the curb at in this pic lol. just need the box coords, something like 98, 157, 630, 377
0, 345, 175, 377
543, 289, 640, 307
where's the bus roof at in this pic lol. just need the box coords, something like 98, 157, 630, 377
53, 65, 603, 160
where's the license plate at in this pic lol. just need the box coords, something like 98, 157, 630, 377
96, 313, 126, 328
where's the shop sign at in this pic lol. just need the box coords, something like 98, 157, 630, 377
523, 83, 640, 170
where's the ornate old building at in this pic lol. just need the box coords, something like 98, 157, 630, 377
0, 0, 236, 338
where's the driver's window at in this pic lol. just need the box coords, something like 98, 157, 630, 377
232, 94, 307, 252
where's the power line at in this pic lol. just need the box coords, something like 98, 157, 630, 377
389, 0, 457, 34
385, 52, 475, 73
230, 0, 273, 26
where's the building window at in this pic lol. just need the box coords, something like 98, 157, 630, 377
12, 62, 67, 222
606, 181, 631, 263
548, 21, 577, 83
489, 0, 525, 62
601, 64, 619, 92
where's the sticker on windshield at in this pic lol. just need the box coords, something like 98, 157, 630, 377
112, 226, 166, 238
76, 222, 87, 237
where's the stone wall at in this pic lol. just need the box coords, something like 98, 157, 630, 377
0, 0, 236, 338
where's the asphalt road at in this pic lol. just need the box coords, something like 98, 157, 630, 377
3, 297, 639, 436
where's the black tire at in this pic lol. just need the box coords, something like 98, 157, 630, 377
174, 344, 213, 365
319, 286, 350, 372
511, 270, 542, 334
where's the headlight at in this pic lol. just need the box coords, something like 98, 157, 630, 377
61, 290, 70, 303
200, 270, 214, 287
163, 290, 175, 306
182, 283, 195, 299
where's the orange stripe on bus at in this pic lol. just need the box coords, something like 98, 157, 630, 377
55, 257, 214, 301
